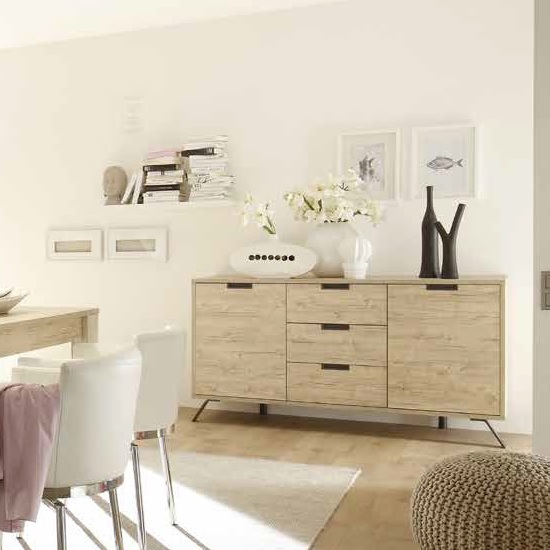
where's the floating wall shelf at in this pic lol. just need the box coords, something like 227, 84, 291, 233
104, 200, 235, 210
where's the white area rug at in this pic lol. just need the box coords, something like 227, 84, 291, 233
5, 449, 360, 550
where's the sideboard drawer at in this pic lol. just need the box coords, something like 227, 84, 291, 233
287, 284, 387, 325
194, 283, 286, 400
288, 362, 387, 407
287, 323, 387, 366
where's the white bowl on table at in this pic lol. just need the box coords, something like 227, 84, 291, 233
0, 290, 29, 314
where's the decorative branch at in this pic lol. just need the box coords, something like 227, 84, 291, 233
435, 203, 466, 279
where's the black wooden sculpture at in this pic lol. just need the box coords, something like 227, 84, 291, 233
435, 203, 466, 279
419, 186, 440, 278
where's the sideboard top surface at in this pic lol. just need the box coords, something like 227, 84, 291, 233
193, 274, 507, 285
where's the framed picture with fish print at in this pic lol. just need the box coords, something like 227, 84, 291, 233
411, 125, 476, 198
337, 129, 400, 201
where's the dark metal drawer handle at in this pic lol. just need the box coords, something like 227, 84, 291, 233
321, 323, 350, 331
321, 283, 350, 290
321, 363, 350, 371
426, 284, 458, 291
226, 282, 253, 289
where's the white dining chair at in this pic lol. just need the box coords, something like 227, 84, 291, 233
14, 327, 184, 550
40, 347, 141, 550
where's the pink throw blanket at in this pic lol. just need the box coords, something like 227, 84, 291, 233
0, 383, 60, 533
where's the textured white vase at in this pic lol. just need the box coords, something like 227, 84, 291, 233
230, 234, 317, 278
305, 222, 355, 277
338, 233, 373, 279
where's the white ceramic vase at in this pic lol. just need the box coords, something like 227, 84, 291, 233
305, 222, 355, 277
338, 233, 373, 279
230, 234, 317, 278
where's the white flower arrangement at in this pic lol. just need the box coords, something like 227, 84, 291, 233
239, 193, 277, 235
284, 170, 382, 225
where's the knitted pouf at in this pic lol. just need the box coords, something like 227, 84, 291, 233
411, 451, 550, 550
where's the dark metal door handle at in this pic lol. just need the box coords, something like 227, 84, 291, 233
226, 282, 253, 289
321, 283, 350, 290
321, 363, 350, 371
321, 323, 350, 331
425, 284, 458, 291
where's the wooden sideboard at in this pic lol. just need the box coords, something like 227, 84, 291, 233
192, 276, 505, 429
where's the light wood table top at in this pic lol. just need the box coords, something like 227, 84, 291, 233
0, 307, 98, 326
0, 306, 99, 358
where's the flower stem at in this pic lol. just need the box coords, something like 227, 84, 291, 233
303, 197, 316, 211
263, 218, 276, 235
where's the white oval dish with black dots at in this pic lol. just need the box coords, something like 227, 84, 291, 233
229, 240, 317, 278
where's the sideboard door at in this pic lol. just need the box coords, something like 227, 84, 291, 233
388, 284, 502, 416
194, 283, 287, 400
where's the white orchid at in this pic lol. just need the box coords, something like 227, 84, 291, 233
284, 169, 382, 225
239, 193, 277, 235
240, 193, 254, 227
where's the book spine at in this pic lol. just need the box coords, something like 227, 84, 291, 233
180, 147, 218, 157
143, 164, 181, 172
182, 140, 228, 150
147, 170, 183, 180
132, 172, 144, 204
188, 169, 229, 176
144, 190, 181, 196
188, 156, 228, 164
143, 184, 181, 192
143, 197, 182, 204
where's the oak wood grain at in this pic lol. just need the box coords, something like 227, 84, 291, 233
288, 362, 387, 407
194, 283, 287, 400
0, 307, 99, 358
287, 283, 387, 324
387, 284, 502, 416
288, 323, 387, 366
171, 408, 530, 550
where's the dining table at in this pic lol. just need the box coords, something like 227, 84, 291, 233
0, 307, 99, 358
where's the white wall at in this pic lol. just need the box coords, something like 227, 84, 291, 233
0, 0, 352, 49
534, 0, 550, 453
0, 0, 534, 433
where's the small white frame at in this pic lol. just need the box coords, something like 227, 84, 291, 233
337, 128, 401, 201
106, 227, 168, 261
411, 124, 477, 199
47, 229, 102, 261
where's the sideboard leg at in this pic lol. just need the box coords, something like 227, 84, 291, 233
438, 416, 448, 429
192, 399, 219, 422
259, 404, 268, 416
471, 418, 506, 449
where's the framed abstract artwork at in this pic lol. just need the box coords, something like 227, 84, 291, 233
412, 125, 476, 198
337, 129, 400, 200
47, 229, 102, 261
106, 227, 168, 261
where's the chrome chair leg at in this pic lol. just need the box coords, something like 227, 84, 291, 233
109, 488, 124, 550
131, 443, 147, 550
54, 500, 67, 550
158, 433, 177, 525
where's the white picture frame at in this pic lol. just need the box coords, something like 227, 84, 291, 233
47, 229, 102, 261
411, 125, 476, 199
337, 129, 401, 201
106, 227, 168, 261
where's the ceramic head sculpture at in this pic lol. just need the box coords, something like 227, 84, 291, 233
103, 166, 128, 205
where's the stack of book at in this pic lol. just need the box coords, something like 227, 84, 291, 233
141, 150, 187, 204
124, 137, 235, 204
182, 136, 235, 202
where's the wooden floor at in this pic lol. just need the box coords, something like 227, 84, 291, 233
171, 408, 531, 550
